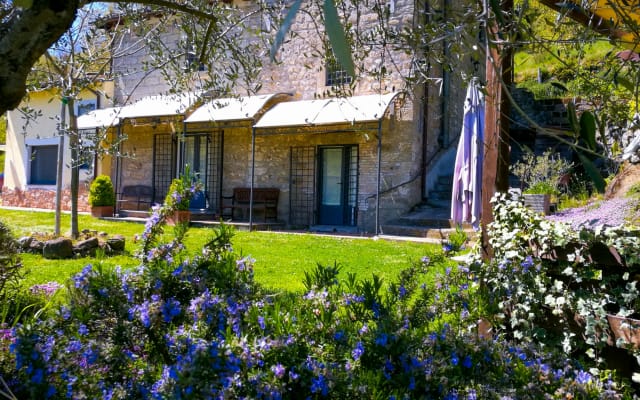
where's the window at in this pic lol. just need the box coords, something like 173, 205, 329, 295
30, 145, 58, 185
75, 99, 97, 117
325, 58, 353, 87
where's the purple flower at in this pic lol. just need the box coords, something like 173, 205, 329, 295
462, 355, 472, 369
258, 316, 265, 330
576, 370, 592, 385
78, 324, 88, 336
271, 363, 286, 379
352, 341, 364, 361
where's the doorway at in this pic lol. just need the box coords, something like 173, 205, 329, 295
317, 145, 358, 226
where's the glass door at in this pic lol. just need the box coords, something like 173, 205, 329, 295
317, 146, 358, 226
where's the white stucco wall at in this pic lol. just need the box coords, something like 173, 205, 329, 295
4, 85, 114, 191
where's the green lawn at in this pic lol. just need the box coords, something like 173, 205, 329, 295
0, 208, 440, 293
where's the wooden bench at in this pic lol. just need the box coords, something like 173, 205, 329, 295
221, 188, 279, 221
117, 185, 153, 211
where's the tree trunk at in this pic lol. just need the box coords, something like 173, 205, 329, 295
67, 99, 80, 239
0, 1, 80, 113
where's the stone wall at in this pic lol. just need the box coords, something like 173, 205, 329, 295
1, 186, 90, 212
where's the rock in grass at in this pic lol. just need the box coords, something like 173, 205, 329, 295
43, 237, 73, 259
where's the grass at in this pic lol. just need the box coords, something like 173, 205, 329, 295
0, 208, 439, 293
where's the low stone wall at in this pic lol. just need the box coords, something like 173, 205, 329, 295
1, 186, 90, 212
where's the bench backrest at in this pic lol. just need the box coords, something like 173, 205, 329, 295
233, 188, 279, 203
120, 185, 153, 199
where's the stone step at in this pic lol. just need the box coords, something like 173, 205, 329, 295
429, 190, 452, 201
437, 174, 453, 185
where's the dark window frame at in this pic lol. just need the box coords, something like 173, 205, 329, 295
29, 144, 58, 185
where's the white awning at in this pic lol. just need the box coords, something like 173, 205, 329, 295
184, 93, 292, 123
75, 93, 200, 129
77, 107, 122, 130
118, 92, 200, 119
253, 92, 400, 129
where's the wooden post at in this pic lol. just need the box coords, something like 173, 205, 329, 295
481, 0, 512, 259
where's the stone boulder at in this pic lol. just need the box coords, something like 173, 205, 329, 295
74, 237, 100, 258
43, 237, 74, 259
106, 235, 126, 253
17, 236, 33, 251
29, 239, 45, 255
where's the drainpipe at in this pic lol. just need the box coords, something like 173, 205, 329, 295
115, 124, 122, 215
250, 126, 256, 231
375, 119, 382, 235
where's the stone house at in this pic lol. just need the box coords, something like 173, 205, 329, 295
3, 0, 475, 234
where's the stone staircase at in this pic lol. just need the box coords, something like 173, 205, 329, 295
380, 174, 476, 241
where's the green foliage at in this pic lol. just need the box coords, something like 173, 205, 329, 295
442, 225, 469, 254
0, 220, 24, 310
475, 193, 640, 377
0, 113, 6, 144
511, 149, 573, 195
302, 262, 341, 291
625, 182, 640, 198
88, 175, 115, 207
524, 181, 556, 195
164, 166, 201, 211
4, 209, 629, 398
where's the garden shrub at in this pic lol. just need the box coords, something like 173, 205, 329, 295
88, 175, 115, 207
2, 188, 634, 398
473, 193, 640, 382
0, 220, 22, 306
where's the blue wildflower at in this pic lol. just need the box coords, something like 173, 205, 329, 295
311, 374, 329, 396
352, 341, 364, 361
376, 333, 388, 347
258, 316, 265, 330
462, 355, 472, 369
451, 352, 459, 366
576, 370, 592, 385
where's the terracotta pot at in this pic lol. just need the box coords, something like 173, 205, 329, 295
607, 314, 640, 348
91, 205, 114, 218
167, 210, 191, 226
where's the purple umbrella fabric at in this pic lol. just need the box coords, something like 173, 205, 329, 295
451, 80, 484, 229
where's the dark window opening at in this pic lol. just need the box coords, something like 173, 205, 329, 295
30, 145, 58, 185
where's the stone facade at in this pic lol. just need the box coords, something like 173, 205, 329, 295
2, 0, 476, 233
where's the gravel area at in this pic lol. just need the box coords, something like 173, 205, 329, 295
547, 197, 638, 230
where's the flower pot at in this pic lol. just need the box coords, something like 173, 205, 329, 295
523, 193, 551, 215
91, 205, 114, 218
167, 210, 191, 226
607, 314, 640, 348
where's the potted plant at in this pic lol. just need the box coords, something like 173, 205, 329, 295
164, 165, 201, 225
511, 150, 573, 215
88, 175, 115, 218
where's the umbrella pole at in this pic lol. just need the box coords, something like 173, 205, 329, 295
375, 119, 382, 235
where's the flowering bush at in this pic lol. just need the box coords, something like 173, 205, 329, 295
164, 166, 202, 211
473, 192, 640, 382
1, 192, 635, 398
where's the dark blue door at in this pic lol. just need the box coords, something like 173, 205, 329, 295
318, 146, 358, 226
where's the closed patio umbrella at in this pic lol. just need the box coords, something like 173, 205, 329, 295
451, 80, 484, 229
